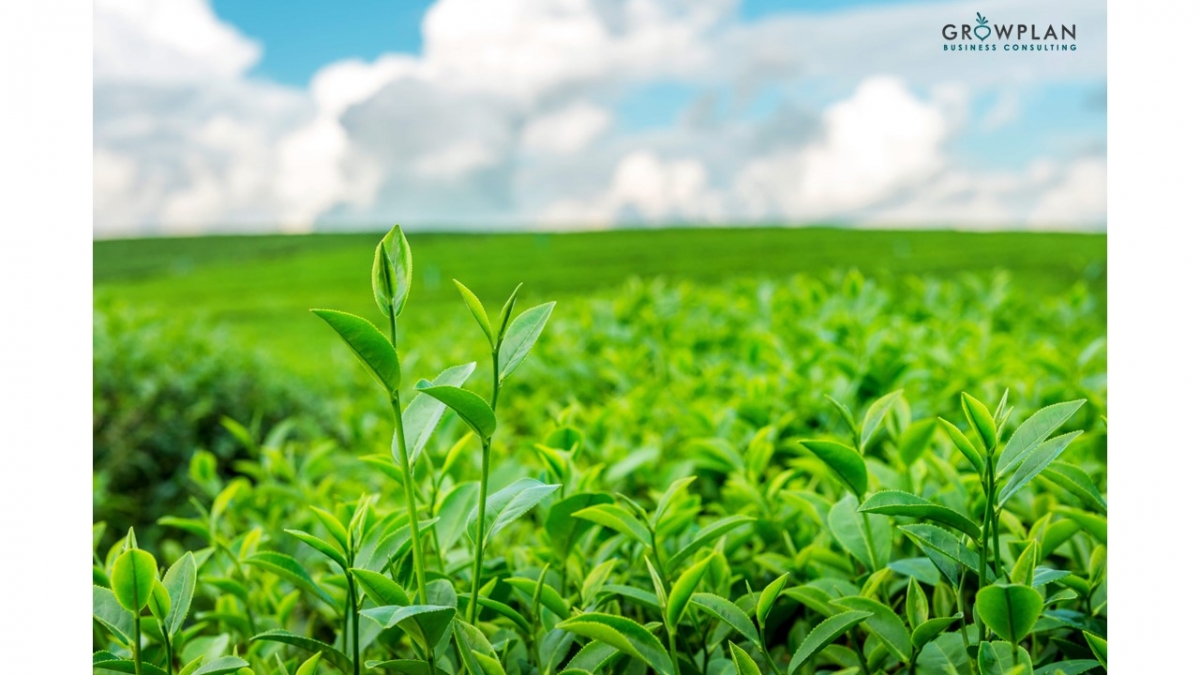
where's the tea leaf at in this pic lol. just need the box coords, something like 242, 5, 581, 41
244, 552, 337, 608
285, 528, 348, 570
978, 640, 1033, 675
797, 440, 868, 498
832, 596, 912, 663
1082, 631, 1107, 668
729, 642, 763, 675
111, 548, 158, 612
93, 585, 135, 646
252, 630, 353, 673
691, 592, 759, 645
975, 583, 1043, 643
497, 302, 555, 380
861, 389, 904, 450
911, 613, 963, 650
556, 612, 675, 675
756, 572, 790, 627
997, 431, 1082, 507
666, 553, 714, 631
470, 478, 560, 547
906, 576, 928, 629
573, 503, 654, 548
828, 495, 892, 571
996, 400, 1086, 477
453, 279, 494, 346
545, 492, 615, 559
859, 490, 981, 540
93, 660, 169, 675
1055, 507, 1107, 544
402, 361, 477, 464
162, 551, 196, 636
898, 419, 939, 465
350, 568, 411, 606
507, 576, 571, 619
361, 605, 457, 654
899, 524, 982, 586
564, 641, 620, 672
191, 657, 252, 675
414, 382, 496, 439
666, 515, 755, 572
787, 610, 872, 674
311, 309, 401, 393
938, 418, 986, 475
1041, 462, 1107, 514
372, 224, 413, 318
961, 393, 998, 449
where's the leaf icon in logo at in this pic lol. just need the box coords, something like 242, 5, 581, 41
974, 13, 991, 39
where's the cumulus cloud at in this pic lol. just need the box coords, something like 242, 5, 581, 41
93, 0, 1107, 235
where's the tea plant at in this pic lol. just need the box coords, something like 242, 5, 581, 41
95, 229, 1107, 675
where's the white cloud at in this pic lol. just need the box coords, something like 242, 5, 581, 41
521, 102, 612, 155
93, 0, 1107, 235
734, 77, 947, 220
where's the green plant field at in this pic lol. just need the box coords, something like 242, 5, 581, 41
93, 227, 1107, 675
94, 228, 1106, 379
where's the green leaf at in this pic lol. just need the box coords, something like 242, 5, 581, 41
859, 490, 981, 540
402, 362, 477, 464
997, 400, 1086, 477
545, 492, 615, 559
1032, 660, 1102, 675
899, 524, 981, 586
497, 302, 555, 380
311, 309, 401, 393
898, 419, 939, 465
362, 605, 457, 653
496, 283, 523, 338
309, 507, 349, 553
244, 552, 337, 608
93, 585, 135, 646
861, 389, 904, 450
666, 553, 714, 631
666, 515, 755, 572
1010, 541, 1040, 586
162, 551, 196, 636
295, 654, 323, 675
978, 640, 1033, 675
1082, 631, 1107, 668
111, 549, 158, 612
906, 577, 928, 629
93, 660, 169, 675
938, 418, 986, 475
961, 393, 998, 450
285, 529, 348, 570
564, 641, 620, 672
453, 279, 494, 346
911, 613, 962, 650
915, 632, 970, 674
1041, 462, 1107, 514
975, 584, 1043, 643
997, 432, 1082, 507
469, 478, 560, 547
252, 630, 353, 674
797, 440, 868, 498
363, 659, 434, 673
756, 572, 790, 627
691, 593, 759, 645
466, 592, 533, 633
191, 657, 252, 675
825, 395, 860, 438
350, 568, 410, 606
832, 596, 912, 663
651, 476, 696, 527
507, 577, 571, 619
372, 224, 413, 318
787, 610, 872, 674
414, 382, 496, 439
1055, 507, 1107, 544
573, 503, 654, 548
148, 578, 171, 622
828, 494, 892, 571
729, 642, 763, 675
556, 612, 675, 675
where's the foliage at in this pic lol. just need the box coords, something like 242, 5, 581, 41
94, 228, 1107, 675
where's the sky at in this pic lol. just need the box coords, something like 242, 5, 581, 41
93, 0, 1106, 237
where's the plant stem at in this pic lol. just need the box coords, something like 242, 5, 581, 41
667, 628, 683, 675
132, 611, 142, 675
467, 436, 492, 623
161, 627, 174, 675
390, 395, 428, 604
347, 528, 361, 675
955, 575, 979, 675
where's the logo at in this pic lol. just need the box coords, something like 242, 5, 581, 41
941, 13, 1078, 52
973, 13, 991, 41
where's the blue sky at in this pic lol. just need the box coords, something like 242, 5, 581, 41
93, 0, 1106, 235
